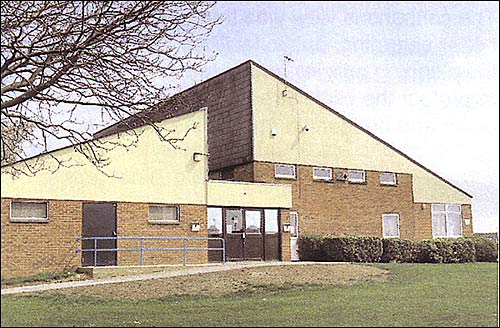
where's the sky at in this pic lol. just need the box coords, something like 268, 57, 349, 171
178, 1, 499, 233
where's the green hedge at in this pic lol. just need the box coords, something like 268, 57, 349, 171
470, 237, 498, 262
418, 239, 476, 263
298, 235, 498, 263
380, 238, 420, 263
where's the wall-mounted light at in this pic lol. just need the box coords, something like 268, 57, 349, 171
302, 125, 310, 132
271, 128, 278, 136
193, 152, 209, 162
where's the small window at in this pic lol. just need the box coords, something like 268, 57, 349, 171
382, 213, 400, 238
275, 164, 296, 179
380, 172, 397, 185
10, 201, 48, 222
347, 170, 366, 183
313, 167, 333, 181
149, 205, 179, 224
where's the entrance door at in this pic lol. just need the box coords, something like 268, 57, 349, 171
222, 208, 281, 261
82, 203, 117, 266
208, 207, 224, 262
244, 210, 263, 260
290, 211, 299, 261
225, 209, 244, 260
264, 209, 280, 260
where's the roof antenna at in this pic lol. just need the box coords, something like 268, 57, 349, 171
283, 56, 294, 97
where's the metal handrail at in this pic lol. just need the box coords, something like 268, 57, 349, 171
76, 236, 225, 267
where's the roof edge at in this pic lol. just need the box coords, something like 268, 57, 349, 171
94, 60, 254, 138
249, 60, 473, 199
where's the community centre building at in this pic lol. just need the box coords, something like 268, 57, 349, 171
1, 60, 473, 278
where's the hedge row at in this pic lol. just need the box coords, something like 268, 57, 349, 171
297, 235, 498, 263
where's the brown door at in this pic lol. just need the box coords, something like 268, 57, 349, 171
225, 209, 244, 260
264, 209, 281, 261
244, 210, 263, 260
208, 207, 224, 262
82, 203, 117, 266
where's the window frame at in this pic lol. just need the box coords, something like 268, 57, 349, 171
207, 207, 223, 235
10, 201, 49, 223
431, 204, 463, 238
148, 204, 180, 224
274, 163, 296, 180
312, 167, 333, 181
382, 213, 400, 238
347, 170, 366, 184
380, 172, 397, 186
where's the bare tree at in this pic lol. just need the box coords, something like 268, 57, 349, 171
1, 1, 221, 176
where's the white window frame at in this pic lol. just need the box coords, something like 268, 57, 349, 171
274, 164, 296, 179
10, 201, 48, 223
382, 213, 400, 238
312, 167, 333, 181
148, 205, 180, 224
380, 172, 397, 186
431, 204, 463, 238
347, 170, 366, 184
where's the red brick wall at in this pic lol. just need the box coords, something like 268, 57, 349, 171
1, 198, 82, 279
116, 203, 208, 266
280, 208, 291, 261
228, 161, 472, 241
1, 198, 209, 279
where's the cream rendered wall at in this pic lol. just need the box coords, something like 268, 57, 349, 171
251, 65, 471, 205
207, 180, 292, 208
1, 110, 208, 205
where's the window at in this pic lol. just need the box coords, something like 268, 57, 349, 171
290, 211, 298, 237
275, 164, 296, 179
432, 204, 462, 238
149, 205, 179, 224
226, 209, 243, 233
313, 167, 333, 181
265, 209, 279, 233
347, 170, 366, 183
382, 213, 400, 238
380, 172, 397, 185
10, 201, 48, 222
245, 210, 261, 233
207, 207, 222, 234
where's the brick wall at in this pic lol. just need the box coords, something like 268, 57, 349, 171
116, 203, 208, 266
229, 161, 472, 241
1, 198, 82, 279
1, 198, 209, 279
280, 208, 291, 261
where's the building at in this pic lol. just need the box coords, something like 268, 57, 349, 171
1, 60, 473, 278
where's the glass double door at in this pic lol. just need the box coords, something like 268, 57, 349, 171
225, 209, 263, 261
207, 207, 281, 262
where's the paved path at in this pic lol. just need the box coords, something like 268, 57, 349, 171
1, 261, 342, 295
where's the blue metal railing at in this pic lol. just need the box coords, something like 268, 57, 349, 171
76, 236, 225, 267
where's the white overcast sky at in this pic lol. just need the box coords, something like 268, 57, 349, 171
179, 1, 499, 232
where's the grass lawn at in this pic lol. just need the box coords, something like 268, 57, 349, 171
1, 263, 498, 327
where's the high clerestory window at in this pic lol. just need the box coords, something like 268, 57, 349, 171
10, 201, 48, 223
380, 172, 397, 186
347, 170, 366, 184
148, 205, 179, 224
274, 164, 296, 179
313, 167, 333, 181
